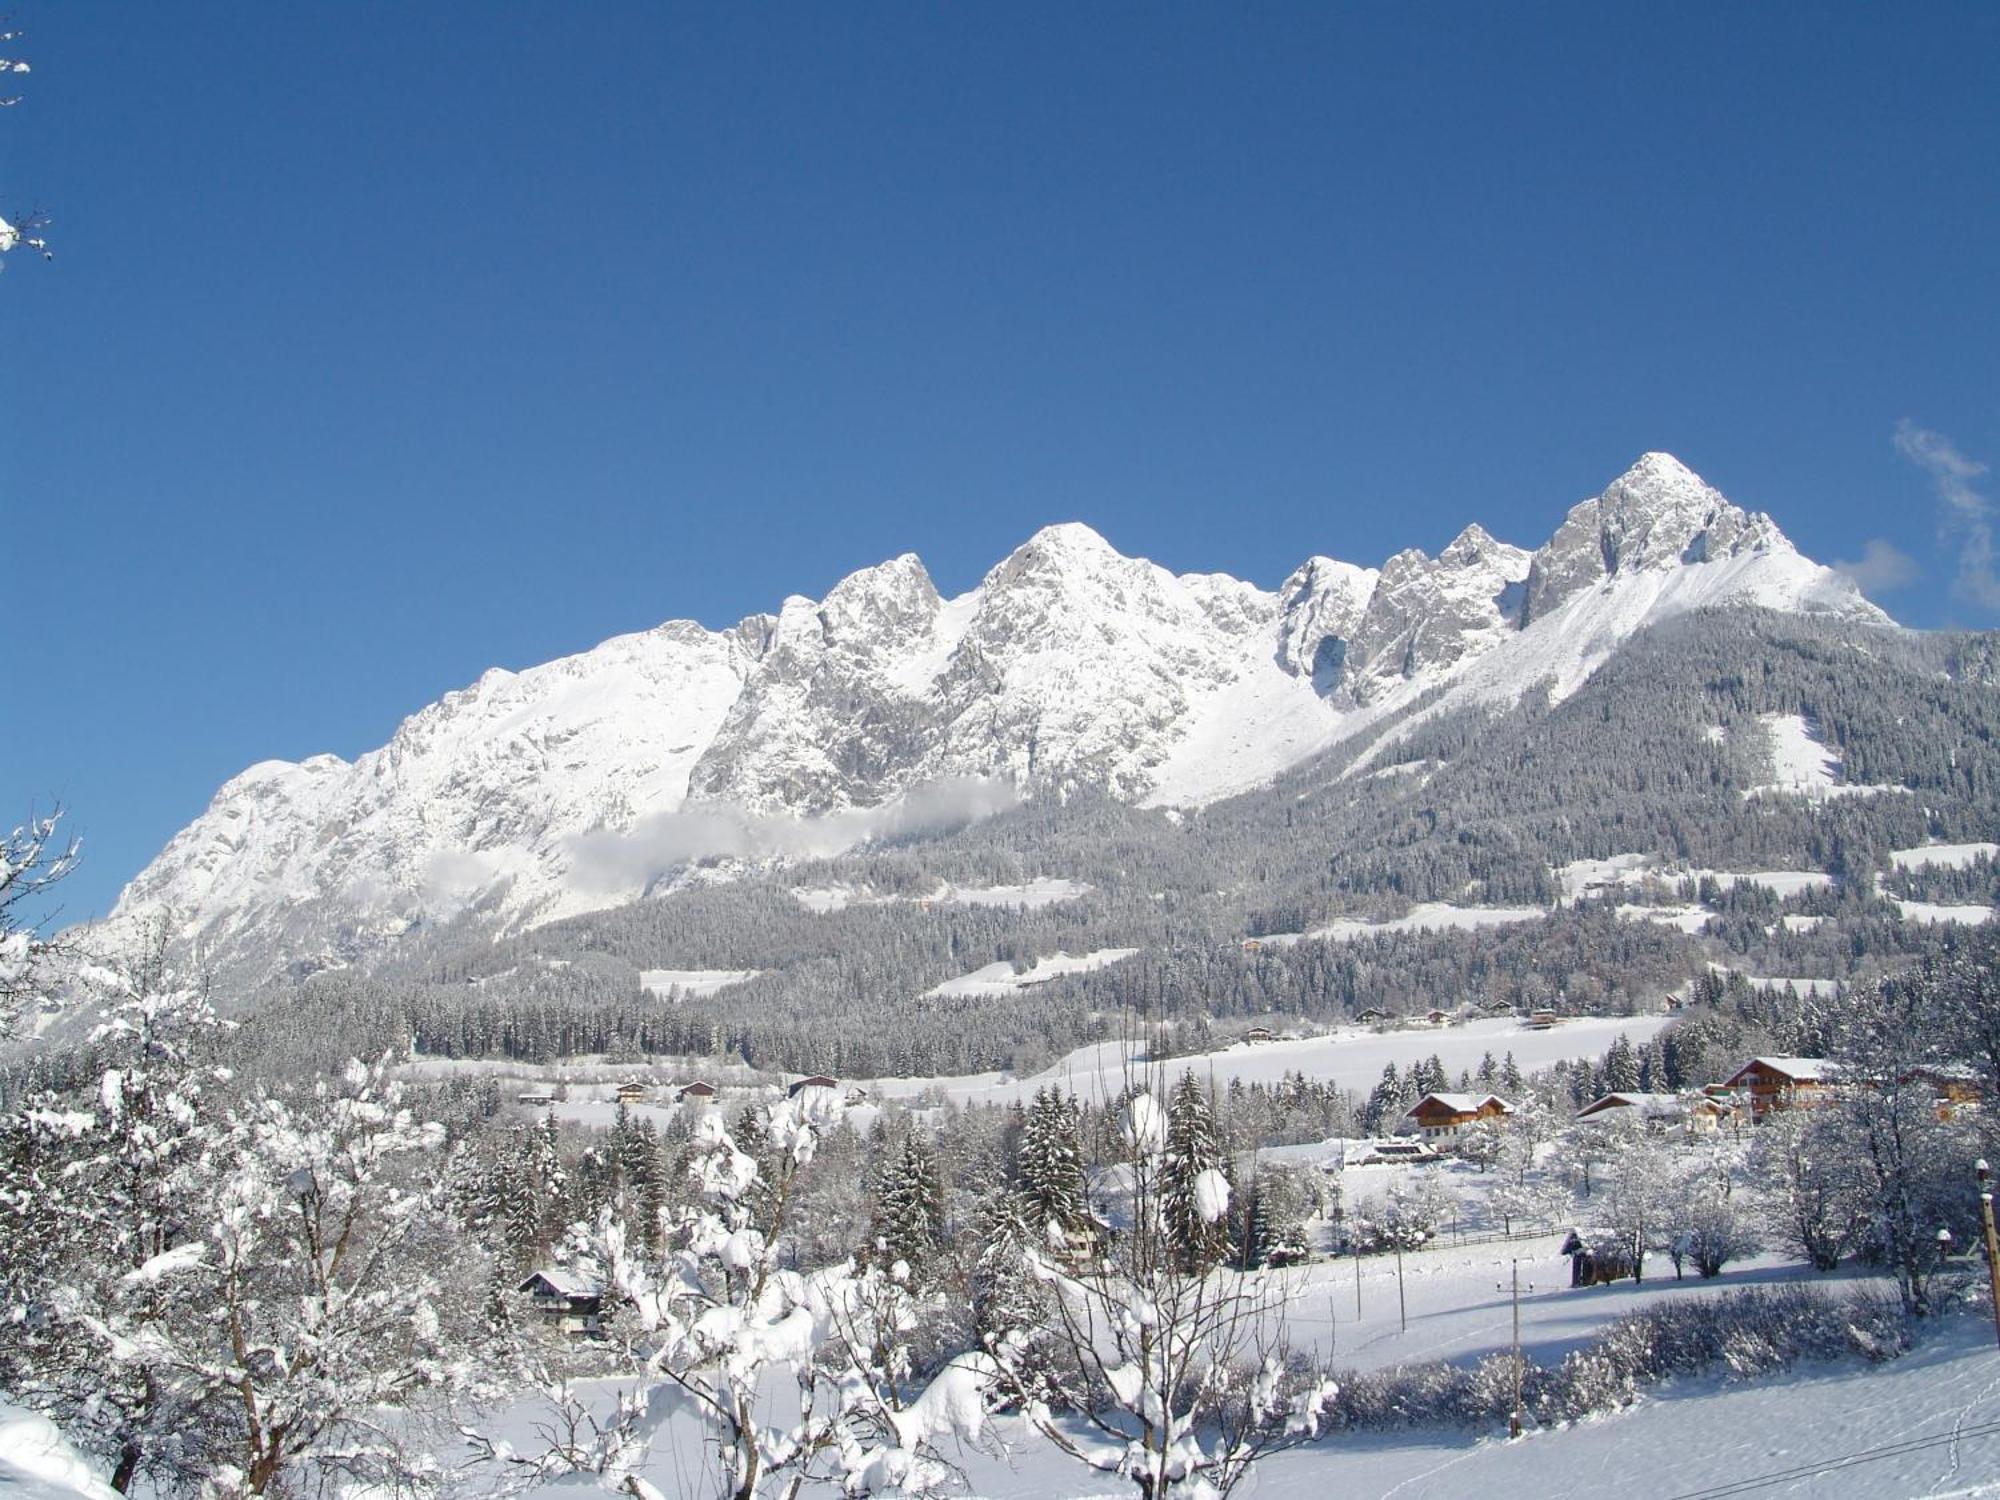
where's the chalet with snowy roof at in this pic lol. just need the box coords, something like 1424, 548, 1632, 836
1524, 1010, 1562, 1030
1243, 1026, 1276, 1045
1356, 1008, 1391, 1025
677, 1080, 717, 1103
517, 1269, 604, 1336
1720, 1058, 1841, 1120
614, 1081, 650, 1105
1575, 1091, 1727, 1134
516, 1089, 556, 1107
788, 1075, 839, 1099
1423, 1008, 1456, 1027
1402, 1093, 1514, 1140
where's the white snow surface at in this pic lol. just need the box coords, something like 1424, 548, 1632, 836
1891, 843, 2000, 871
1255, 903, 1548, 948
1891, 900, 1997, 926
789, 876, 1088, 913
871, 1014, 1673, 1107
95, 454, 1887, 980
637, 968, 760, 999
0, 1402, 120, 1500
925, 948, 1140, 999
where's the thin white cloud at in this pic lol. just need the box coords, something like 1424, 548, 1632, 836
1830, 537, 1919, 597
1895, 420, 2000, 610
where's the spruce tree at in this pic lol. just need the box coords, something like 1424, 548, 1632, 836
1017, 1087, 1089, 1249
1162, 1071, 1231, 1273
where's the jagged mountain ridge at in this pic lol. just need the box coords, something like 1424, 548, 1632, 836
106, 453, 1882, 971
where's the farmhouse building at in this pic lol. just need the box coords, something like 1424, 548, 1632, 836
1719, 1058, 1841, 1120
517, 1269, 604, 1336
1402, 1092, 1514, 1140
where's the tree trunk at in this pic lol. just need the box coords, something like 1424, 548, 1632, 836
110, 1442, 141, 1494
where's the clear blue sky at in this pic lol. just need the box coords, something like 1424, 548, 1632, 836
4, 2, 1997, 924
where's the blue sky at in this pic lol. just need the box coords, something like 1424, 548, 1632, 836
4, 2, 1997, 924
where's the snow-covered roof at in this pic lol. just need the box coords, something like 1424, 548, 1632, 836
1406, 1092, 1512, 1116
1732, 1057, 1838, 1084
1577, 1091, 1689, 1119
520, 1268, 598, 1299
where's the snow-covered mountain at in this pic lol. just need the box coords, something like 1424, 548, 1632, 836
102, 454, 1883, 975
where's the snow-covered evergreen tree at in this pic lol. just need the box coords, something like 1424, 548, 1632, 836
1161, 1072, 1232, 1273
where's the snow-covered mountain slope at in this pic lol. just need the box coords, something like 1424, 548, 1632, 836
98, 454, 1885, 976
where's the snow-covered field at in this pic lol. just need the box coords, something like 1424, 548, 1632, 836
638, 968, 760, 999
955, 1310, 2000, 1498
925, 948, 1140, 999
1892, 900, 1997, 927
1558, 853, 1834, 906
1256, 903, 1548, 948
451, 1228, 1999, 1500
790, 878, 1089, 914
1617, 903, 1712, 934
870, 1015, 1674, 1107
1891, 843, 2000, 871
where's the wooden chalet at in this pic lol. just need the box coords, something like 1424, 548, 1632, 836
1242, 1026, 1276, 1045
1523, 1010, 1562, 1031
518, 1268, 604, 1336
516, 1089, 556, 1107
1423, 1008, 1456, 1027
1355, 1007, 1392, 1025
677, 1080, 718, 1103
788, 1075, 839, 1099
1720, 1057, 1841, 1120
614, 1081, 650, 1105
1402, 1092, 1514, 1141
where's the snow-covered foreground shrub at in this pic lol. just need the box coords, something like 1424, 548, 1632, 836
1322, 1285, 1909, 1436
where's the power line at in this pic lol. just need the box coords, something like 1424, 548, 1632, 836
1660, 1419, 2000, 1500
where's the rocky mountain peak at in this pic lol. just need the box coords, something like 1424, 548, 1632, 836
1522, 453, 1793, 625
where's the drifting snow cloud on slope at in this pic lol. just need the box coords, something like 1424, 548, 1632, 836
1831, 537, 1919, 597
564, 776, 1021, 895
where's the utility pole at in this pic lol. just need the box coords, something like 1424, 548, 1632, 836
1499, 1258, 1531, 1437
1355, 1246, 1363, 1321
1979, 1160, 2000, 1350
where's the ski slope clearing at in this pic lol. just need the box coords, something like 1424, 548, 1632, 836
789, 877, 1088, 913
1747, 712, 1906, 801
637, 968, 760, 999
1257, 903, 1548, 948
1892, 843, 2000, 871
872, 1014, 1673, 1107
925, 948, 1139, 999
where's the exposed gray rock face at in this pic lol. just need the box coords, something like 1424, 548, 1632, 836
1523, 453, 1786, 625
1343, 524, 1534, 703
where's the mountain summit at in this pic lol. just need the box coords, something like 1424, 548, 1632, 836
102, 456, 1883, 976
